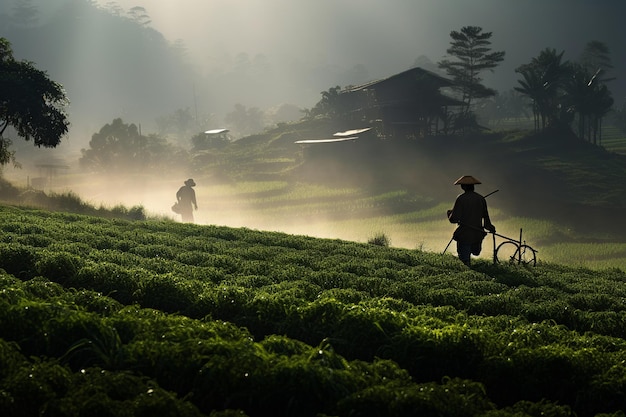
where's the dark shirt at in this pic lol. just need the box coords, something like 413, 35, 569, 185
448, 190, 493, 243
176, 186, 197, 208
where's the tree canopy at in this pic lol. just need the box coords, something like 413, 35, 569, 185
0, 37, 69, 166
438, 26, 505, 129
580, 40, 613, 76
515, 46, 614, 142
79, 118, 187, 173
515, 48, 570, 130
304, 86, 344, 120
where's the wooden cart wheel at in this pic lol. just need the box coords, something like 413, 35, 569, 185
496, 241, 536, 266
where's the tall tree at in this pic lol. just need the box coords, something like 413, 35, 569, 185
565, 64, 613, 143
0, 38, 69, 166
516, 47, 613, 142
127, 6, 151, 27
565, 64, 596, 140
514, 68, 544, 130
577, 41, 615, 144
588, 83, 613, 145
515, 48, 571, 130
79, 118, 186, 173
438, 26, 505, 130
580, 40, 613, 78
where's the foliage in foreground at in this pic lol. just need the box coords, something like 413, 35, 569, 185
1, 205, 626, 416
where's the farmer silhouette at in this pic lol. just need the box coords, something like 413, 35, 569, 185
447, 175, 495, 266
176, 178, 198, 223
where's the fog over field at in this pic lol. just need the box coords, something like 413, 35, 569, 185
2, 0, 626, 253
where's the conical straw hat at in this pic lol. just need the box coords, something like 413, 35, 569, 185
453, 175, 481, 185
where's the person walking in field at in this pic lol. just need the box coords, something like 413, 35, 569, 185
176, 178, 198, 223
447, 175, 496, 266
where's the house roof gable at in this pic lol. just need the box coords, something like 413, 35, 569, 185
344, 67, 455, 93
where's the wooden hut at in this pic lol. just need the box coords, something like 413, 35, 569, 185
338, 67, 462, 138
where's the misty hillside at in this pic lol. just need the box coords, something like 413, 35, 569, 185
204, 120, 626, 238
1, 0, 195, 138
0, 0, 371, 142
4, 0, 625, 153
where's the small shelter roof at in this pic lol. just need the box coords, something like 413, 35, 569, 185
294, 137, 357, 145
204, 128, 229, 135
344, 67, 455, 93
333, 127, 372, 137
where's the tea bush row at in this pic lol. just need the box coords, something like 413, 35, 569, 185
6, 233, 625, 340
2, 272, 626, 415
0, 273, 570, 417
2, 206, 626, 415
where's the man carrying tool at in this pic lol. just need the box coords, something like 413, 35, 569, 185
447, 175, 496, 266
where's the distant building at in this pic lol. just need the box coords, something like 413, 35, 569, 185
338, 67, 462, 138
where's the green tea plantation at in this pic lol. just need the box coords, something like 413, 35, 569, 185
1, 204, 626, 417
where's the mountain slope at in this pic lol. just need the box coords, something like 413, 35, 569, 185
211, 122, 626, 236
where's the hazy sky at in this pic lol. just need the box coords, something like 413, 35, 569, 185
96, 0, 626, 96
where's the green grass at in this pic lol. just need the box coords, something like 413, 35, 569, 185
600, 125, 626, 155
540, 242, 626, 270
188, 179, 624, 269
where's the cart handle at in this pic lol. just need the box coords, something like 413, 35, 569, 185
458, 222, 518, 242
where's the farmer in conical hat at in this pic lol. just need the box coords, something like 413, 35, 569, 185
446, 175, 496, 266
176, 178, 198, 223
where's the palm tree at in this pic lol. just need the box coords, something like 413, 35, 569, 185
515, 67, 544, 130
589, 83, 613, 145
565, 64, 613, 144
565, 64, 595, 140
580, 40, 614, 81
515, 49, 571, 131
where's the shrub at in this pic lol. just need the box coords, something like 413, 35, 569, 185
368, 232, 391, 247
0, 338, 27, 377
139, 274, 203, 315
35, 251, 84, 284
23, 277, 66, 299
71, 263, 141, 304
66, 289, 124, 316
0, 242, 37, 279
48, 191, 86, 211
0, 360, 73, 416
